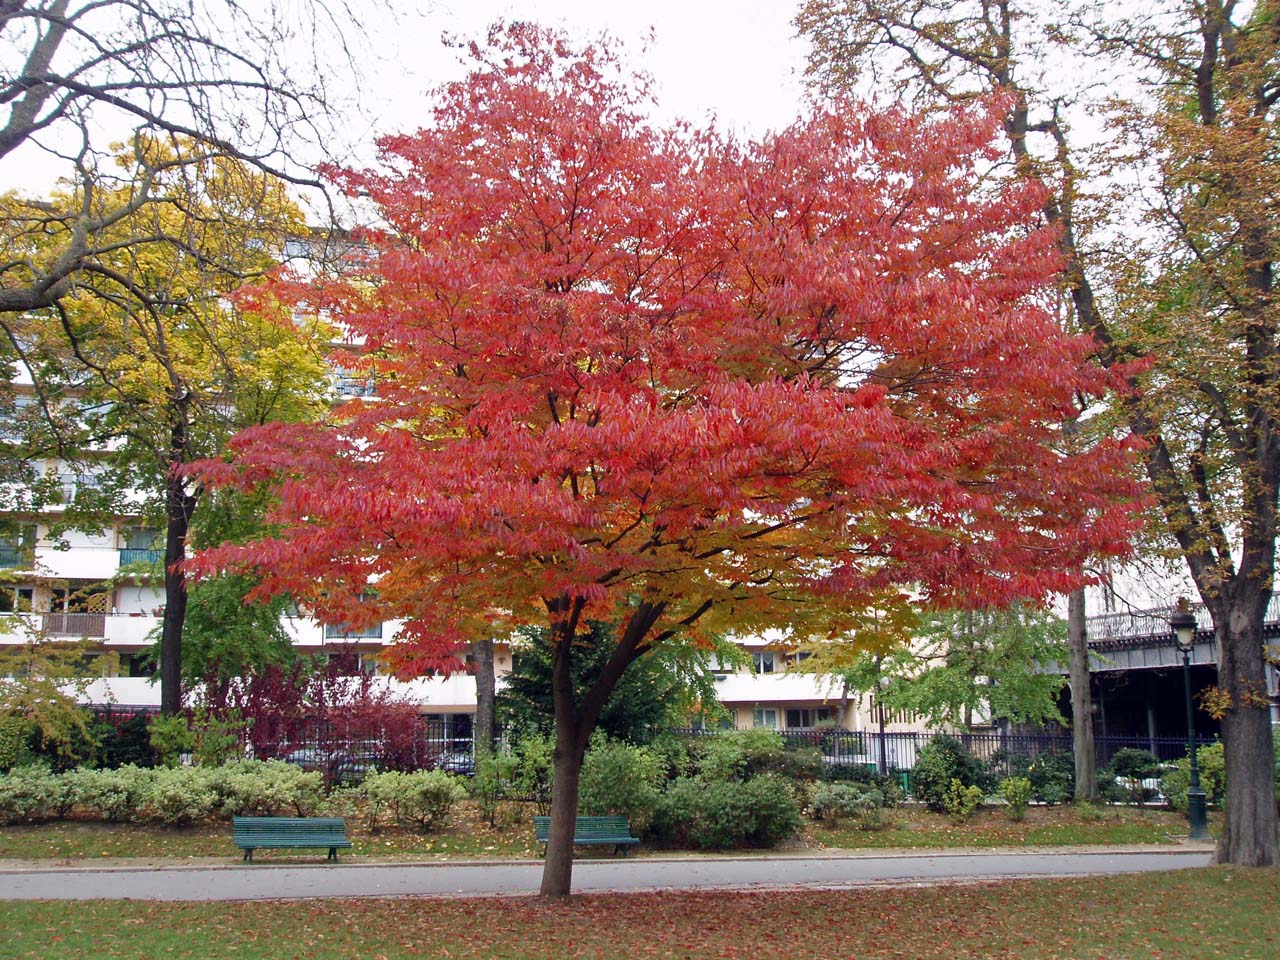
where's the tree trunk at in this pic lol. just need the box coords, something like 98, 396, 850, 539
537, 599, 666, 897
1067, 588, 1098, 802
471, 637, 497, 756
1214, 600, 1279, 866
539, 621, 585, 898
159, 403, 199, 716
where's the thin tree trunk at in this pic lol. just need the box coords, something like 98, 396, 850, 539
159, 468, 197, 715
1214, 599, 1279, 866
538, 599, 667, 897
539, 621, 584, 898
471, 637, 496, 756
1067, 588, 1097, 802
159, 405, 198, 716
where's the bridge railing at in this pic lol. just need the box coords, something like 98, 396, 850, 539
1086, 593, 1280, 645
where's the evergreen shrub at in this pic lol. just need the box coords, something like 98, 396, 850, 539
911, 736, 988, 811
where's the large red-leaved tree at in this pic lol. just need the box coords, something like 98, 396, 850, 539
192, 24, 1144, 896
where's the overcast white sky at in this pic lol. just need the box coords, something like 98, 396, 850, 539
339, 1, 812, 156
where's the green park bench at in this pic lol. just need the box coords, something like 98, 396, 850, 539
533, 815, 640, 857
232, 816, 352, 863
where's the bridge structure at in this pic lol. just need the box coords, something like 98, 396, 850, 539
1085, 594, 1280, 671
1083, 596, 1280, 728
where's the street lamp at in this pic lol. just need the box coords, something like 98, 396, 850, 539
1170, 608, 1211, 840
876, 673, 889, 776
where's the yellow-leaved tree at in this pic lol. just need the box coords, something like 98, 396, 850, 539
8, 141, 332, 714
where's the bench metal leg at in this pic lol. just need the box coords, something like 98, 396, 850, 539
328, 847, 338, 862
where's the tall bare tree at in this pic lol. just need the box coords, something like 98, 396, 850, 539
0, 0, 366, 713
797, 0, 1278, 865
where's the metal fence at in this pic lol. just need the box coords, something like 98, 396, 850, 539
669, 727, 1213, 774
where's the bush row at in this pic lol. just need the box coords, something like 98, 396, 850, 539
0, 760, 474, 831
0, 760, 324, 825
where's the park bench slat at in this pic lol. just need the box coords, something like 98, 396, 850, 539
233, 816, 352, 863
533, 815, 640, 856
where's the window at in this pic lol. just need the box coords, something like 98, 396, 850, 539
752, 708, 778, 729
752, 651, 776, 674
785, 708, 831, 729
0, 586, 35, 612
0, 523, 36, 567
55, 471, 102, 503
123, 527, 159, 550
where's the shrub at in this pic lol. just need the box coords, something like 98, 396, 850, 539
97, 714, 157, 769
215, 760, 322, 817
0, 764, 62, 823
1026, 752, 1075, 805
942, 778, 984, 823
762, 747, 823, 782
0, 717, 34, 772
364, 770, 466, 831
510, 734, 554, 814
67, 765, 154, 821
578, 734, 662, 831
147, 714, 193, 768
190, 709, 248, 767
645, 734, 698, 781
473, 751, 519, 827
998, 776, 1033, 821
1160, 742, 1226, 812
141, 767, 220, 825
911, 737, 988, 811
651, 775, 801, 849
697, 729, 787, 783
1105, 748, 1162, 805
1108, 748, 1161, 779
809, 782, 889, 830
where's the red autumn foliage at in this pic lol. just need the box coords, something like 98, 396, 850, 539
190, 23, 1144, 893
210, 652, 427, 768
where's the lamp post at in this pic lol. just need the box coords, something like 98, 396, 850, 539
876, 673, 889, 776
1170, 608, 1211, 840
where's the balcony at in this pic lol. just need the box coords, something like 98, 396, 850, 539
0, 545, 33, 568
323, 623, 384, 640
119, 548, 164, 566
1, 612, 160, 646
41, 611, 108, 638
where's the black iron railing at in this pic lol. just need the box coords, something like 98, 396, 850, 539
667, 727, 1214, 771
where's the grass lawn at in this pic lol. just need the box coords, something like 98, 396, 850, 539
803, 803, 1202, 850
0, 804, 540, 861
1, 867, 1275, 959
0, 802, 1204, 862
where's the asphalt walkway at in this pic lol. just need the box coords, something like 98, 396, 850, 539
0, 847, 1214, 901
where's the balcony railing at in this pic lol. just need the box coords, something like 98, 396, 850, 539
119, 548, 164, 566
0, 545, 33, 568
41, 612, 108, 638
324, 623, 384, 640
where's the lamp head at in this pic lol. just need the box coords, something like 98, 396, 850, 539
1169, 609, 1197, 653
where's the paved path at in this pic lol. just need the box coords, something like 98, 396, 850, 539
0, 849, 1213, 901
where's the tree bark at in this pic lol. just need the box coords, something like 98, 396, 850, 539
159, 404, 198, 716
539, 611, 586, 898
538, 599, 665, 897
1067, 588, 1097, 802
159, 468, 196, 715
471, 637, 497, 756
1213, 593, 1280, 866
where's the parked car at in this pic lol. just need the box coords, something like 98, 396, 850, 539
436, 751, 475, 777
279, 746, 335, 772
329, 752, 387, 786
